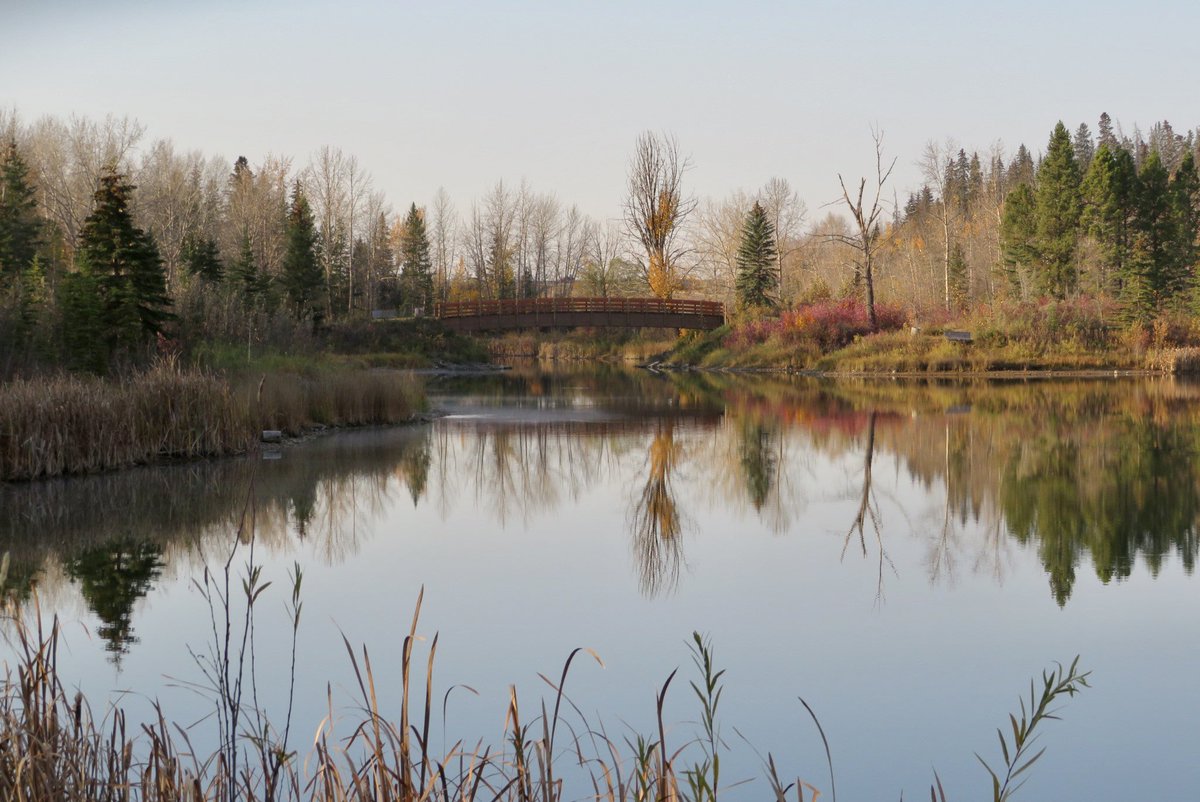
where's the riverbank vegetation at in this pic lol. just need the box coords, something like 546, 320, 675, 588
485, 328, 678, 362
0, 360, 421, 482
5, 111, 1200, 383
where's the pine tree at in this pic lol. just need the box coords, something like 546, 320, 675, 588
735, 201, 778, 309
1081, 144, 1136, 294
76, 169, 173, 355
0, 139, 42, 279
398, 203, 434, 314
1034, 122, 1082, 297
281, 181, 324, 324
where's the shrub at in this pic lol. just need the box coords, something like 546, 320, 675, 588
724, 299, 906, 353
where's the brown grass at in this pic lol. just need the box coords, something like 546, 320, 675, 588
0, 360, 422, 481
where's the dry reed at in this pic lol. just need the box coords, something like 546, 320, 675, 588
0, 361, 422, 481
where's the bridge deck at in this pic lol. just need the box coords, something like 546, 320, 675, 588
434, 297, 726, 332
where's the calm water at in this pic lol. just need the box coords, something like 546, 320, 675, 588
2, 365, 1198, 800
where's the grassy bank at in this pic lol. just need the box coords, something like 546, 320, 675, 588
486, 328, 678, 363
193, 317, 491, 373
0, 360, 422, 482
660, 298, 1200, 374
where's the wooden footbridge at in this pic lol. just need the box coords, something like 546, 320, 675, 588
434, 297, 726, 332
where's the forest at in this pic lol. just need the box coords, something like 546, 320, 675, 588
2, 109, 1199, 377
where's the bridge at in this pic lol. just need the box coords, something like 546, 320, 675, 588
433, 297, 726, 332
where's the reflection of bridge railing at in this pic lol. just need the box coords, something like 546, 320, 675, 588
433, 297, 726, 331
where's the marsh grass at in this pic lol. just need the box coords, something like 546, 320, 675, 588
0, 360, 422, 481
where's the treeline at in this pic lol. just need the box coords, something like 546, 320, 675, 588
888, 115, 1200, 316
5, 110, 1200, 376
0, 112, 614, 376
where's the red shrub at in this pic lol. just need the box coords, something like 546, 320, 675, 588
725, 299, 906, 352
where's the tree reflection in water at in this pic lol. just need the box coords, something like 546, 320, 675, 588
3, 372, 1200, 618
630, 422, 685, 598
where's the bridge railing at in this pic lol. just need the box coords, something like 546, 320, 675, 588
434, 296, 725, 319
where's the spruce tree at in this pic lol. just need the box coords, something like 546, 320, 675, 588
1034, 122, 1082, 297
1126, 151, 1173, 316
1007, 144, 1036, 188
735, 201, 778, 310
1000, 184, 1038, 295
1169, 151, 1199, 299
1073, 123, 1095, 173
281, 181, 324, 324
181, 233, 224, 283
1081, 144, 1136, 294
398, 203, 434, 314
76, 169, 173, 355
0, 140, 42, 279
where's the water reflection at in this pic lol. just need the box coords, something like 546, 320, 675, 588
631, 422, 684, 597
2, 368, 1198, 622
65, 540, 164, 659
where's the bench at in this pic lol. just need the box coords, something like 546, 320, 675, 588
944, 330, 973, 343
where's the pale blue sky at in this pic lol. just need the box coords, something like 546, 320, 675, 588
3, 0, 1198, 221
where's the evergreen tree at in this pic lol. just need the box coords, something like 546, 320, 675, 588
231, 233, 270, 306
1098, 112, 1117, 149
1073, 123, 1095, 173
398, 203, 434, 314
0, 140, 42, 278
1126, 151, 1174, 316
1081, 144, 1136, 294
59, 270, 106, 373
181, 232, 224, 283
1007, 144, 1036, 188
1034, 122, 1082, 297
76, 169, 173, 356
1169, 151, 1199, 298
1000, 184, 1038, 295
735, 201, 778, 309
281, 181, 324, 324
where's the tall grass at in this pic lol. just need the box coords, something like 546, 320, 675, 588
0, 360, 422, 481
0, 589, 1089, 802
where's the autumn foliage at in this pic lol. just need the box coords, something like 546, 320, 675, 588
724, 299, 907, 352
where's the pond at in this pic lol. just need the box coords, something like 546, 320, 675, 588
1, 365, 1197, 800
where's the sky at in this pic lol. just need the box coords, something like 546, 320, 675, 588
3, 0, 1199, 223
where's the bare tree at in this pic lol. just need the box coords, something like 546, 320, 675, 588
833, 128, 896, 329
25, 114, 145, 251
553, 204, 586, 295
135, 140, 225, 289
693, 191, 750, 307
919, 138, 959, 312
344, 155, 371, 313
430, 186, 457, 300
581, 218, 628, 297
758, 177, 807, 302
306, 146, 350, 318
623, 131, 695, 299
225, 154, 291, 278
